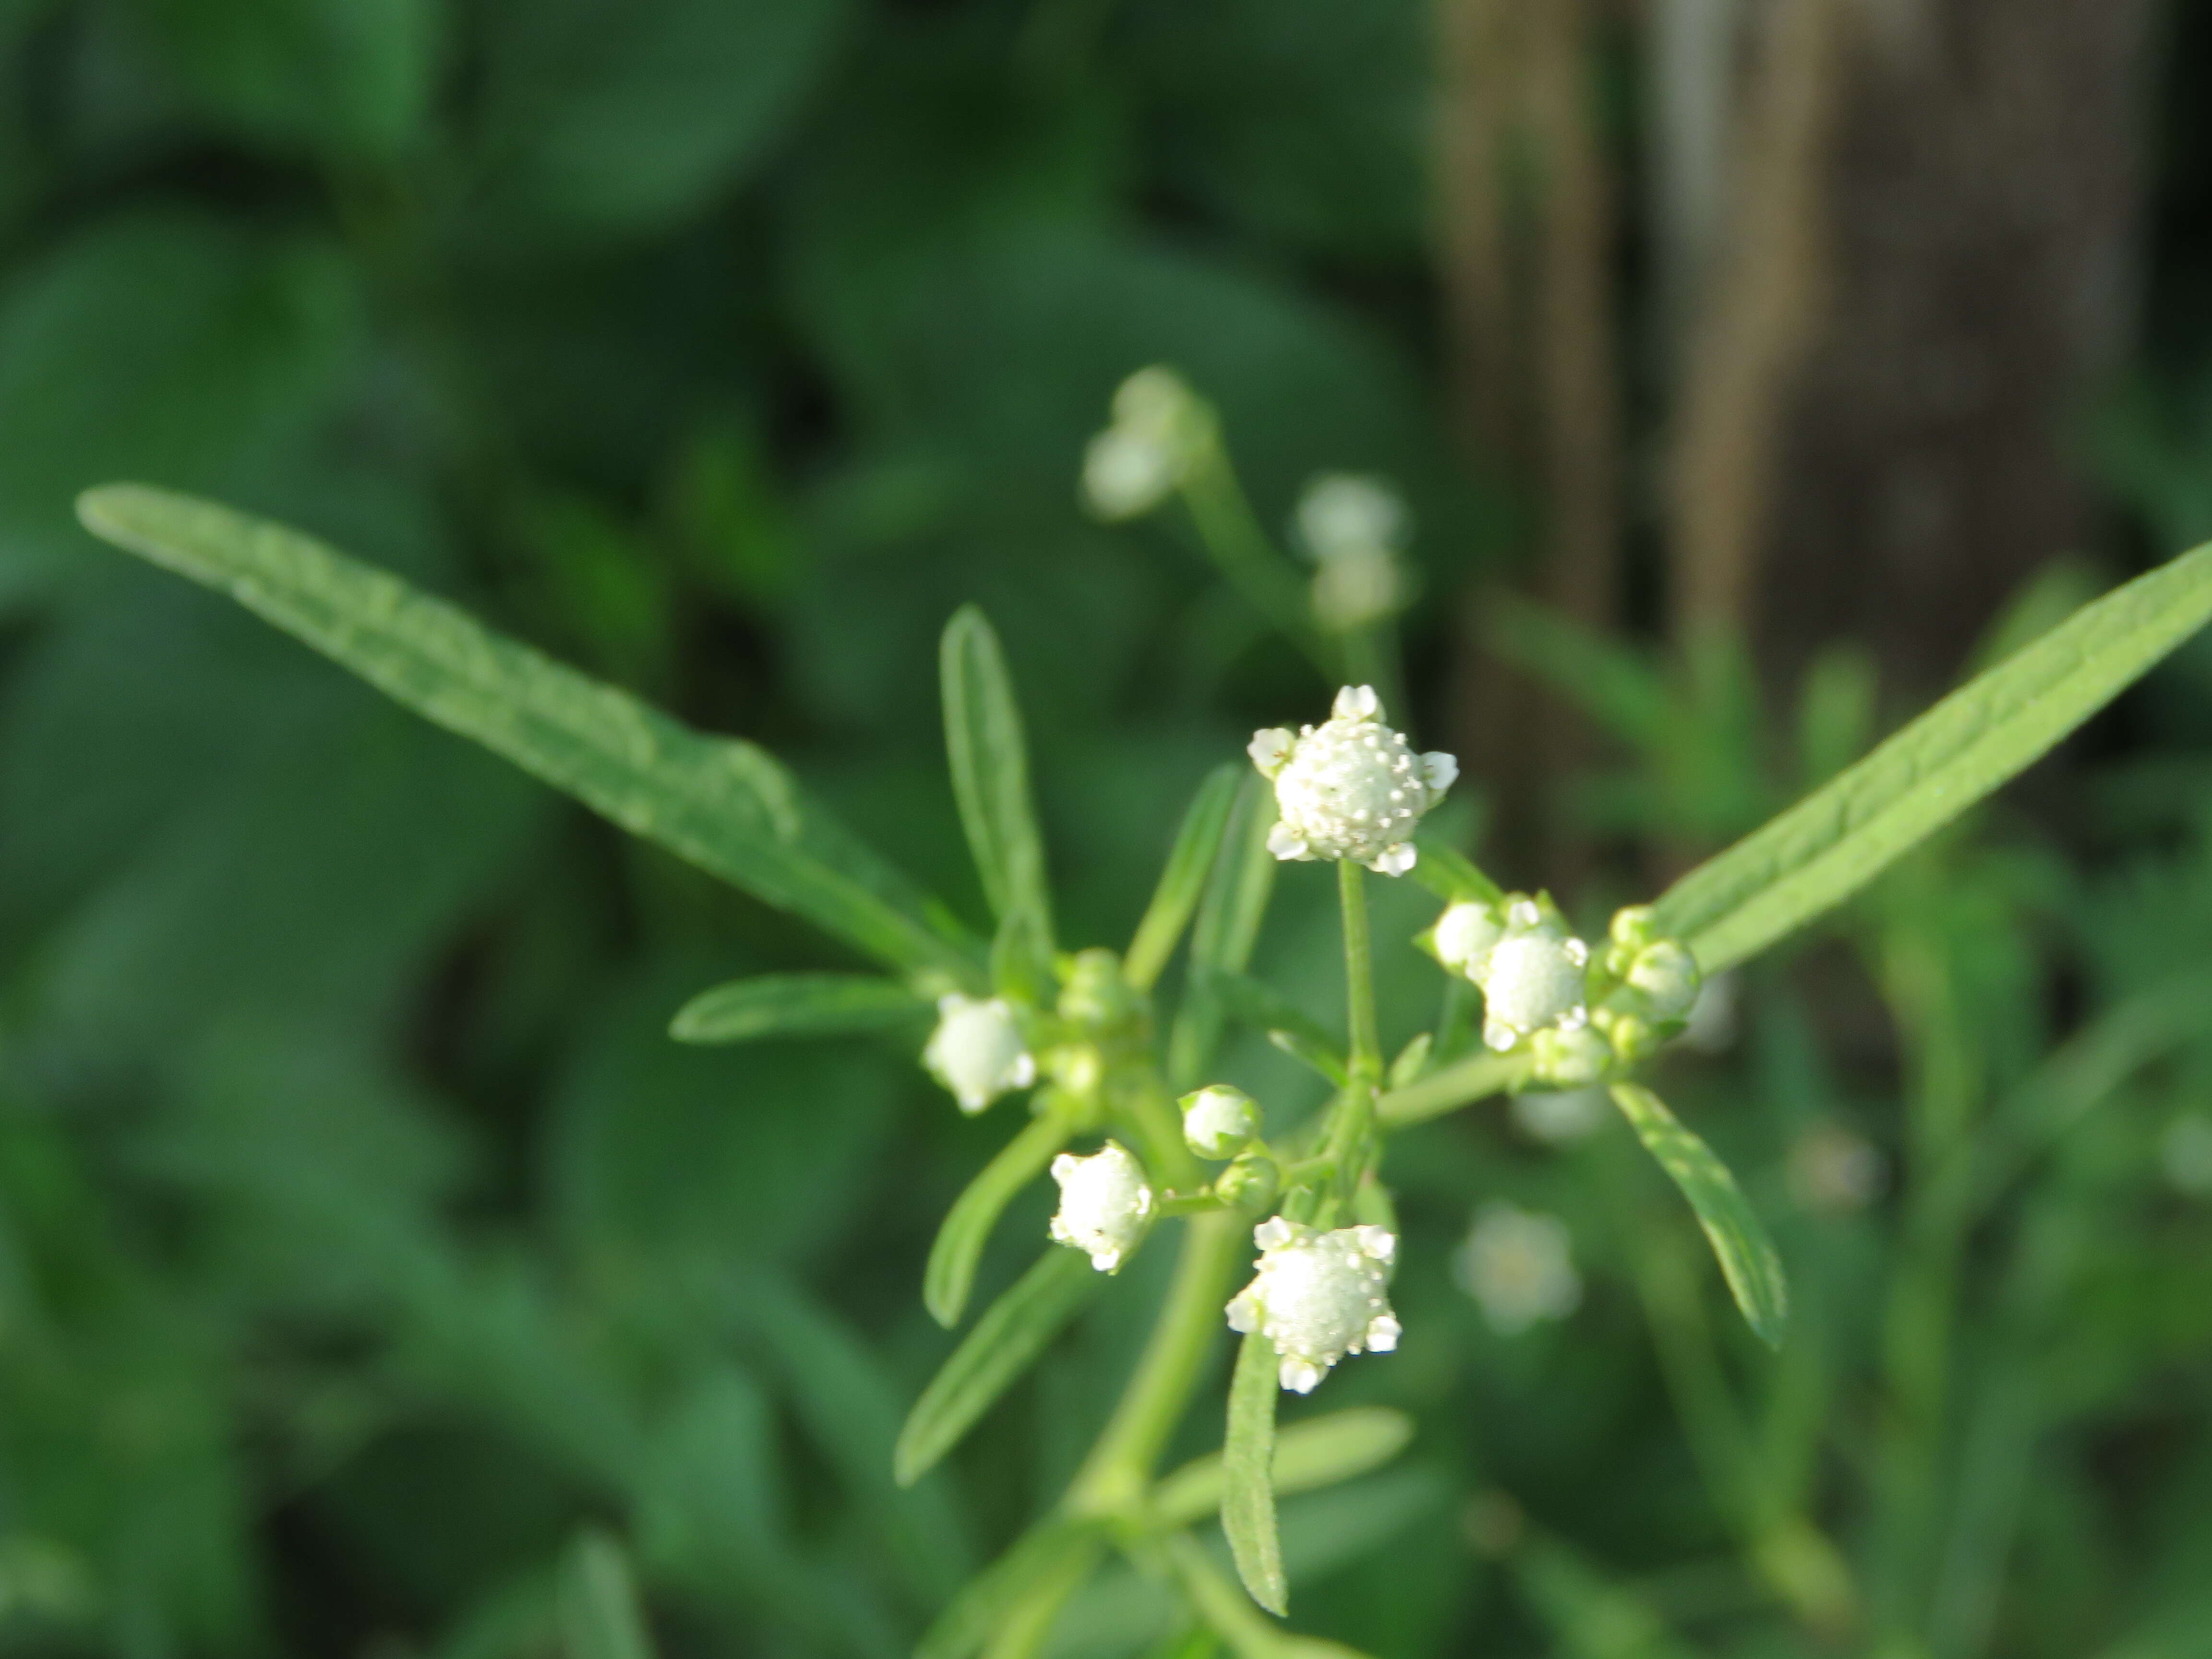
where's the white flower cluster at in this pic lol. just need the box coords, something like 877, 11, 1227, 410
1294, 473, 1410, 633
923, 995, 1036, 1114
1226, 1218, 1400, 1394
1249, 686, 1456, 877
1081, 367, 1209, 520
1455, 1203, 1581, 1334
1049, 1142, 1154, 1272
1433, 894, 1592, 1055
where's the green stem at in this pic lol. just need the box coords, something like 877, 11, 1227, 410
1068, 1211, 1246, 1517
1178, 443, 1335, 677
1376, 1050, 1533, 1128
1338, 859, 1382, 1085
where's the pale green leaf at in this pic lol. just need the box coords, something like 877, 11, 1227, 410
1152, 1408, 1414, 1530
77, 485, 980, 983
668, 973, 926, 1044
942, 606, 1054, 974
924, 1102, 1080, 1329
896, 1249, 1100, 1487
1126, 764, 1242, 992
1651, 541, 2212, 972
1609, 1084, 1787, 1348
557, 1529, 657, 1659
1224, 1330, 1287, 1615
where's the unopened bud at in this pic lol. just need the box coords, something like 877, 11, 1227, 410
1181, 1084, 1259, 1160
1049, 1142, 1154, 1272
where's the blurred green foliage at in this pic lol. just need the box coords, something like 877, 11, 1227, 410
6, 4, 2212, 1659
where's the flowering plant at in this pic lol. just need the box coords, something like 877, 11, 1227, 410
72, 364, 2212, 1651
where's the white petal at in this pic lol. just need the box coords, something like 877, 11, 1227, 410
1365, 1315, 1401, 1353
1421, 751, 1459, 793
1367, 842, 1418, 877
1009, 1052, 1038, 1087
1051, 1154, 1078, 1183
1280, 1358, 1325, 1394
1247, 727, 1296, 777
1355, 1226, 1396, 1263
1226, 1291, 1260, 1334
1090, 1246, 1123, 1272
1333, 685, 1382, 721
1254, 1216, 1296, 1250
1265, 823, 1311, 861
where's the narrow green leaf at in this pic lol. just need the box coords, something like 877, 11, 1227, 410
917, 1517, 1107, 1659
942, 607, 1054, 961
1224, 1331, 1288, 1616
1609, 1084, 1788, 1348
78, 485, 978, 983
1651, 541, 2212, 972
668, 973, 927, 1045
1167, 777, 1280, 1089
557, 1529, 658, 1659
925, 1103, 1081, 1330
897, 1249, 1101, 1486
1127, 764, 1243, 992
1408, 834, 1505, 907
1152, 1408, 1415, 1530
1484, 597, 1672, 748
1265, 1031, 1351, 1090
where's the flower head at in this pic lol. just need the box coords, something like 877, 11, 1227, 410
1049, 1142, 1154, 1272
1294, 474, 1411, 632
1226, 1218, 1400, 1393
1181, 1084, 1259, 1160
1081, 367, 1208, 520
923, 995, 1035, 1114
1250, 687, 1456, 877
1455, 1203, 1581, 1334
1474, 896, 1590, 1051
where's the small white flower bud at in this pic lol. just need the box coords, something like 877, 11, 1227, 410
1530, 1024, 1611, 1087
1226, 1219, 1400, 1394
1049, 1142, 1154, 1272
923, 995, 1036, 1114
1312, 546, 1406, 632
1476, 901, 1591, 1051
1181, 1085, 1259, 1160
1455, 1203, 1581, 1334
1624, 940, 1701, 1022
1250, 688, 1454, 876
1431, 901, 1503, 976
1295, 474, 1408, 561
1082, 367, 1206, 520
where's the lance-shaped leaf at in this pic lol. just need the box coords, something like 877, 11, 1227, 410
1126, 764, 1242, 992
668, 973, 928, 1045
1224, 1330, 1288, 1615
1651, 541, 2212, 973
924, 1101, 1082, 1329
1610, 1084, 1787, 1348
896, 1249, 1100, 1486
1168, 777, 1281, 1089
557, 1529, 659, 1659
1151, 1407, 1414, 1529
1202, 968, 1349, 1086
79, 485, 979, 983
941, 606, 1054, 983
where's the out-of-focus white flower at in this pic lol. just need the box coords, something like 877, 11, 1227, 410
1226, 1218, 1400, 1394
1048, 1142, 1154, 1272
1295, 475, 1412, 633
1455, 1203, 1581, 1334
1786, 1122, 1885, 1215
923, 995, 1035, 1114
1182, 1085, 1260, 1160
1512, 1085, 1610, 1145
1250, 686, 1455, 877
1296, 474, 1409, 560
1081, 367, 1206, 520
2162, 1112, 2212, 1198
1476, 897, 1590, 1051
